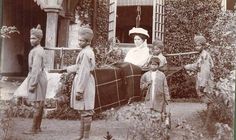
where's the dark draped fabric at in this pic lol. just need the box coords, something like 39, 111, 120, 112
93, 62, 143, 112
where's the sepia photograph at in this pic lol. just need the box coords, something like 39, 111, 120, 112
0, 0, 235, 139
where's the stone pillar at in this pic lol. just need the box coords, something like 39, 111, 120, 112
58, 16, 70, 47
44, 8, 60, 69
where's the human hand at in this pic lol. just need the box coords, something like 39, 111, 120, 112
48, 69, 67, 73
75, 92, 83, 101
199, 86, 205, 93
144, 82, 151, 89
59, 69, 67, 73
210, 67, 214, 72
29, 86, 35, 93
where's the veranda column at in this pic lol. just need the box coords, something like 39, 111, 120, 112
58, 15, 71, 48
58, 0, 79, 48
43, 0, 63, 69
44, 9, 58, 69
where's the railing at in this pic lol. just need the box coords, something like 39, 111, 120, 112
44, 47, 199, 68
44, 47, 81, 69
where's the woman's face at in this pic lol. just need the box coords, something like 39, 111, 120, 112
134, 35, 144, 47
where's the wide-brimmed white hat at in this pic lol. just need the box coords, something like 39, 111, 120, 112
129, 27, 149, 38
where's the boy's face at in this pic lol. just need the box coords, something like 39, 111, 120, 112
195, 43, 204, 52
151, 45, 162, 55
149, 62, 159, 71
30, 35, 40, 47
78, 36, 88, 48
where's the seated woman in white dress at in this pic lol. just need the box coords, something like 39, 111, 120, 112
124, 27, 150, 67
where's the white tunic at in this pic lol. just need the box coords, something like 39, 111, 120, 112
151, 71, 156, 103
66, 46, 96, 110
156, 53, 167, 67
185, 50, 214, 95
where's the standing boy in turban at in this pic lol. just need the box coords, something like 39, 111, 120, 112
61, 27, 96, 140
184, 35, 214, 101
23, 24, 47, 134
184, 35, 214, 128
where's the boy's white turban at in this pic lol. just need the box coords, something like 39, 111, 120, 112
30, 24, 43, 39
78, 27, 94, 42
194, 35, 206, 45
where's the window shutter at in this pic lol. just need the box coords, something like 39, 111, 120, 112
152, 0, 165, 42
108, 0, 117, 41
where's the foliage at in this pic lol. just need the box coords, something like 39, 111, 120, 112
210, 11, 236, 47
164, 0, 221, 99
92, 0, 109, 48
206, 70, 235, 127
76, 0, 113, 67
0, 26, 19, 138
100, 102, 170, 140
208, 11, 236, 81
174, 119, 203, 140
94, 37, 125, 68
76, 0, 93, 26
165, 0, 220, 56
167, 69, 198, 98
54, 50, 80, 68
213, 123, 233, 140
76, 0, 109, 49
0, 26, 19, 38
104, 131, 115, 140
164, 0, 236, 99
202, 10, 235, 135
208, 46, 236, 81
0, 101, 14, 140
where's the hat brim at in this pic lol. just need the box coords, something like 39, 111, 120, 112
129, 33, 149, 39
129, 27, 150, 38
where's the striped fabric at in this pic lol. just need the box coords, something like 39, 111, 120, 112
117, 0, 153, 6
93, 62, 143, 112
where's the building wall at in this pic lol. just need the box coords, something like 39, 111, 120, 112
1, 0, 46, 75
227, 0, 235, 10
221, 0, 235, 11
